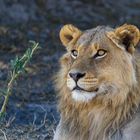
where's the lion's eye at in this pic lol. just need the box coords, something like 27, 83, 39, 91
71, 50, 78, 59
94, 49, 107, 59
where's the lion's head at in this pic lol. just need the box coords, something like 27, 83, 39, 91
54, 24, 140, 140
58, 24, 140, 103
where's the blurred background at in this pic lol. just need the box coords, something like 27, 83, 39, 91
0, 0, 140, 139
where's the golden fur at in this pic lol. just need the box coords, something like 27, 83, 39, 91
53, 24, 140, 140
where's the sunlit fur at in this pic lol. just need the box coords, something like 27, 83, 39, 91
54, 24, 140, 140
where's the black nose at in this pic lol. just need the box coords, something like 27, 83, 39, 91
69, 72, 85, 82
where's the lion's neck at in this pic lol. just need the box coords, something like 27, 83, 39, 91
59, 85, 140, 140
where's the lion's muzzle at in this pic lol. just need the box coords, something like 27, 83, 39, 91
67, 69, 99, 102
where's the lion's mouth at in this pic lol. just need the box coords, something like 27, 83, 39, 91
71, 86, 98, 102
72, 86, 99, 93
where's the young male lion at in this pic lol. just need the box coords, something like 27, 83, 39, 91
53, 24, 140, 140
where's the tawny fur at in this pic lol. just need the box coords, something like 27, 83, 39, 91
53, 24, 140, 140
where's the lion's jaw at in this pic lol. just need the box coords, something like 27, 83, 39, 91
67, 75, 120, 102
67, 75, 97, 102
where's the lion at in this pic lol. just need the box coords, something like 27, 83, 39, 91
53, 24, 140, 140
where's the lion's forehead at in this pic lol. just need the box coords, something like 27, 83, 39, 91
76, 26, 113, 48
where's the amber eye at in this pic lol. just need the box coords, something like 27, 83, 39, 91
94, 49, 107, 59
71, 50, 78, 59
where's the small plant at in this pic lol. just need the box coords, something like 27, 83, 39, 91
0, 41, 40, 118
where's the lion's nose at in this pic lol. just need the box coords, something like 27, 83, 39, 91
69, 72, 85, 82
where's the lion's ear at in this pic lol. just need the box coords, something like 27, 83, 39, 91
107, 24, 140, 54
59, 24, 82, 47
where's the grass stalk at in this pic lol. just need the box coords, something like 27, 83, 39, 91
0, 41, 40, 118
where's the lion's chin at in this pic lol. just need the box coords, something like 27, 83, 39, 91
71, 89, 97, 102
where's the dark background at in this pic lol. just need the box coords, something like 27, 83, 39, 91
0, 0, 140, 139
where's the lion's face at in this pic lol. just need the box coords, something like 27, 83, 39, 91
59, 24, 140, 103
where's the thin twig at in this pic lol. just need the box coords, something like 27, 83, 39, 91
33, 112, 47, 131
0, 129, 7, 140
6, 114, 16, 127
